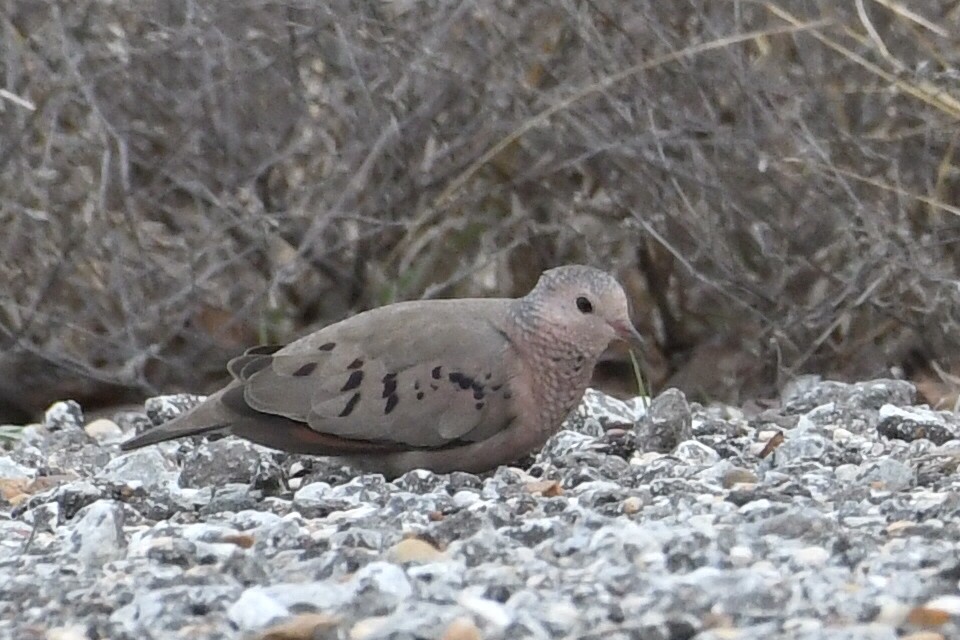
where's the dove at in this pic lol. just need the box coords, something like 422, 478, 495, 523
120, 265, 644, 476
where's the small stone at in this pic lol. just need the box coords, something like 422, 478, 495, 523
24, 502, 60, 532
721, 468, 758, 489
0, 455, 36, 480
441, 616, 481, 640
353, 562, 413, 603
292, 481, 333, 510
673, 440, 720, 466
387, 538, 446, 564
45, 626, 88, 640
622, 496, 643, 514
221, 533, 255, 549
636, 388, 693, 453
832, 427, 854, 443
907, 606, 952, 627
258, 613, 340, 640
144, 394, 205, 427
67, 499, 126, 566
0, 478, 30, 505
44, 400, 84, 431
900, 633, 946, 640
350, 617, 389, 640
563, 388, 645, 436
180, 438, 264, 487
886, 520, 922, 536
922, 595, 960, 616
835, 464, 860, 483
773, 434, 832, 465
97, 448, 179, 490
858, 458, 913, 492
783, 378, 915, 413
874, 599, 912, 626
457, 592, 512, 628
877, 405, 959, 445
791, 546, 830, 567
728, 546, 753, 567
452, 490, 480, 508
228, 588, 291, 631
523, 479, 563, 497
706, 628, 743, 639
538, 430, 595, 459
84, 418, 123, 442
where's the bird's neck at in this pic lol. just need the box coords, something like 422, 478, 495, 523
505, 301, 596, 430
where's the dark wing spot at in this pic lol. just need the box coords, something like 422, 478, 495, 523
416, 392, 424, 400
448, 372, 473, 390
475, 402, 484, 410
414, 380, 420, 391
341, 370, 364, 392
382, 373, 397, 398
473, 387, 485, 400
491, 384, 503, 392
485, 373, 492, 380
431, 366, 442, 379
339, 393, 361, 417
292, 362, 318, 377
503, 391, 513, 400
318, 342, 336, 351
348, 358, 364, 369
430, 384, 438, 391
385, 394, 399, 414
576, 354, 585, 363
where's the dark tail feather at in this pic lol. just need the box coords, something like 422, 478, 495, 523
119, 389, 233, 451
120, 421, 225, 450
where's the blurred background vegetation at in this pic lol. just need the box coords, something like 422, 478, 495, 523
1, 0, 959, 423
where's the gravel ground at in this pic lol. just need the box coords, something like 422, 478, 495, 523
1, 379, 959, 640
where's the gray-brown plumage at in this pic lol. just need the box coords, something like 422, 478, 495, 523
120, 265, 644, 476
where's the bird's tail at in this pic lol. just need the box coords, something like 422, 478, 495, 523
119, 389, 232, 451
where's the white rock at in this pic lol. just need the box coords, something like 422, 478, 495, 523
227, 587, 290, 631
452, 490, 480, 508
84, 418, 123, 442
729, 545, 753, 567
673, 440, 720, 466
67, 499, 126, 566
925, 594, 960, 615
292, 481, 333, 508
791, 546, 830, 567
0, 455, 35, 479
45, 626, 88, 640
457, 591, 513, 628
832, 427, 854, 443
96, 448, 179, 490
350, 616, 390, 640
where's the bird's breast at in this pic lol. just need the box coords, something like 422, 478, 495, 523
521, 351, 594, 436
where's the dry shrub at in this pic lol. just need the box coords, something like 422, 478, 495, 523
1, 0, 959, 419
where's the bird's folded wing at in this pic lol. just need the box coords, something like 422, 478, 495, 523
239, 298, 518, 448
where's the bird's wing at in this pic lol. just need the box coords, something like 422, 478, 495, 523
240, 298, 519, 448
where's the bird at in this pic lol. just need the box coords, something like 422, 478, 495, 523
120, 265, 645, 476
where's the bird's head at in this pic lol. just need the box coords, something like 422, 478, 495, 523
522, 265, 645, 359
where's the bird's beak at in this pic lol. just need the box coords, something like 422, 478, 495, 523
610, 320, 646, 352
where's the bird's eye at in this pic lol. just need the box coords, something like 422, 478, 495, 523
576, 296, 593, 313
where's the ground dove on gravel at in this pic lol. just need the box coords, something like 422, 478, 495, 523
121, 265, 644, 476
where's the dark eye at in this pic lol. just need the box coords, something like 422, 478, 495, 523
576, 296, 593, 313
